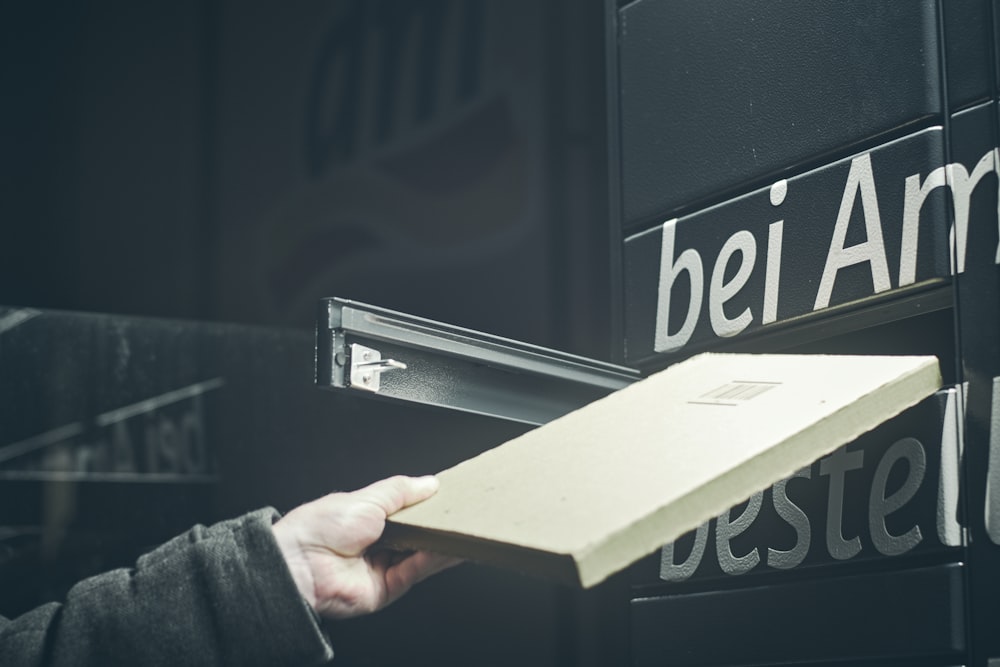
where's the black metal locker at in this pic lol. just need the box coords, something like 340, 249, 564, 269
605, 1, 1000, 665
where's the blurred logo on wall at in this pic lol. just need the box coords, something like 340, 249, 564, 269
214, 0, 549, 334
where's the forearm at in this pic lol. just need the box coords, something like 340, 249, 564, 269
0, 509, 333, 667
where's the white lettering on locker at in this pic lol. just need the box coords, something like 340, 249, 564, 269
814, 153, 892, 310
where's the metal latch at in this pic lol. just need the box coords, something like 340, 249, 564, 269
349, 343, 406, 392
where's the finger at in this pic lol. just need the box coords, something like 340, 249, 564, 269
382, 551, 463, 605
354, 475, 439, 517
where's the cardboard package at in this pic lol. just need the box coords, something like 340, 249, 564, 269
384, 353, 941, 588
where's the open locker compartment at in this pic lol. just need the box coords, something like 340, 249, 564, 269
315, 297, 641, 426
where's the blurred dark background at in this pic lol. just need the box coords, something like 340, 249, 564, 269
1, 0, 613, 359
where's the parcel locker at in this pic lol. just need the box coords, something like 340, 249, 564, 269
315, 1, 1000, 665
2, 1, 998, 666
605, 1, 1000, 666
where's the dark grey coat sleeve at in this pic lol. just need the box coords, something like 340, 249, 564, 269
0, 508, 335, 666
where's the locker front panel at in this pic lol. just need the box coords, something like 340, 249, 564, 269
616, 0, 941, 230
630, 564, 965, 667
943, 0, 994, 110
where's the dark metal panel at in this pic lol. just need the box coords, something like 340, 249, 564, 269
623, 128, 954, 367
607, 0, 627, 362
0, 308, 299, 616
948, 101, 1000, 667
630, 564, 966, 667
943, 0, 994, 110
995, 0, 1000, 95
616, 0, 941, 229
0, 309, 228, 483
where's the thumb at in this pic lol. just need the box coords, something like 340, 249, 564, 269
355, 475, 439, 517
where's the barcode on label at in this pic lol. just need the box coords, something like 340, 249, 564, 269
690, 381, 780, 406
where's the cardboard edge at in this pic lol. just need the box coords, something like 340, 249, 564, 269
381, 520, 584, 587
573, 356, 943, 588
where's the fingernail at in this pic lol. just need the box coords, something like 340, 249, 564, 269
418, 475, 439, 492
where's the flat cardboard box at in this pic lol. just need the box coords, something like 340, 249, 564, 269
384, 353, 942, 588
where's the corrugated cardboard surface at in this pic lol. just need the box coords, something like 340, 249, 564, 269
385, 353, 942, 587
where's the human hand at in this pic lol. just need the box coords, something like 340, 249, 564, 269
271, 475, 459, 619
